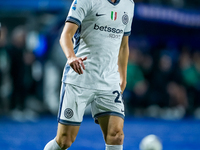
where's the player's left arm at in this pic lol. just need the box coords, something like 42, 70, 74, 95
118, 36, 129, 93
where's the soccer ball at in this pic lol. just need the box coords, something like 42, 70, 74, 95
139, 134, 163, 150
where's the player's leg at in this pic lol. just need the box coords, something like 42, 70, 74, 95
44, 123, 80, 150
44, 138, 62, 150
56, 123, 80, 149
92, 87, 125, 150
98, 115, 124, 150
44, 83, 94, 150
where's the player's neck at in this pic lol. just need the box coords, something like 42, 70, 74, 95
110, 0, 116, 3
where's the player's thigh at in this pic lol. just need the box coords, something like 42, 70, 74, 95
91, 88, 125, 124
56, 123, 80, 144
58, 83, 94, 125
98, 115, 124, 140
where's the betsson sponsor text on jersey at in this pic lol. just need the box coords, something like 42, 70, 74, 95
94, 24, 123, 34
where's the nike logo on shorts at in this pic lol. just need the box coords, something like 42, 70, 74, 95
96, 13, 105, 16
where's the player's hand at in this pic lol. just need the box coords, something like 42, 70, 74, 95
120, 81, 127, 94
67, 56, 87, 75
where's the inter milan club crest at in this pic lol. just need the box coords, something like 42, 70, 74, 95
64, 108, 74, 119
122, 12, 129, 25
111, 11, 117, 21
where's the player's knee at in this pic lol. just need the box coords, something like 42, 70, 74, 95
57, 135, 76, 149
106, 127, 124, 145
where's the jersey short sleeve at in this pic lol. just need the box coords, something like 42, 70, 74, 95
124, 2, 135, 36
66, 0, 92, 27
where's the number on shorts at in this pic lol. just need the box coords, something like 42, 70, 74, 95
113, 90, 121, 103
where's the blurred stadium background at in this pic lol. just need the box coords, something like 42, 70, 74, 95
0, 0, 200, 149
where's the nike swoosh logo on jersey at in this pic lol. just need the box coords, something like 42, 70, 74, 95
121, 109, 124, 112
96, 13, 105, 16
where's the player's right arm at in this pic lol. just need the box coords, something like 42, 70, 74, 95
59, 22, 87, 75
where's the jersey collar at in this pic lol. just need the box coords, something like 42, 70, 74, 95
107, 0, 120, 6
